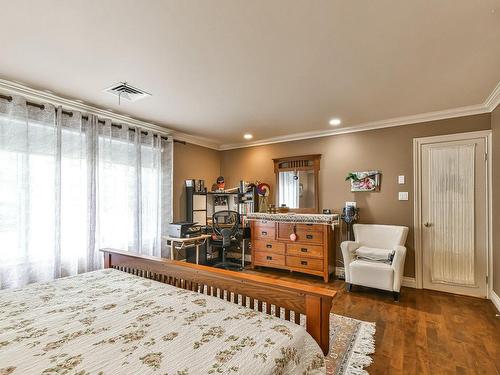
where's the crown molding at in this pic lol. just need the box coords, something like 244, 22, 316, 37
0, 78, 221, 149
171, 131, 220, 150
0, 78, 174, 135
219, 80, 500, 150
491, 290, 500, 313
485, 81, 500, 112
2, 78, 499, 151
218, 103, 489, 150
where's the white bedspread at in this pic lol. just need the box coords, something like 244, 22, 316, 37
0, 269, 325, 374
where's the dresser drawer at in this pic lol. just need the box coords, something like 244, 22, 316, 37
254, 251, 285, 266
253, 240, 285, 255
278, 223, 324, 235
253, 222, 276, 240
295, 231, 323, 244
277, 223, 324, 243
286, 243, 324, 258
286, 255, 323, 271
254, 219, 275, 228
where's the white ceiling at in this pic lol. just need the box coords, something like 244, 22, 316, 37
1, 1, 499, 148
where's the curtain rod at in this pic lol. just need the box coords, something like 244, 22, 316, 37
0, 93, 169, 140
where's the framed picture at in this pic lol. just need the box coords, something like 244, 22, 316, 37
346, 171, 381, 192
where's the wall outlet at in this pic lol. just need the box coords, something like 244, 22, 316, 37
398, 175, 405, 184
398, 192, 409, 201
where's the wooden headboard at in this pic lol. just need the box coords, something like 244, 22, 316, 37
101, 248, 336, 355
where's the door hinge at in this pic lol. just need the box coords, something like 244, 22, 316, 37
485, 153, 488, 162
486, 275, 489, 284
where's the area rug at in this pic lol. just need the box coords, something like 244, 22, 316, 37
325, 314, 376, 375
237, 296, 376, 374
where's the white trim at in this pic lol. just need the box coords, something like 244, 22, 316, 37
413, 139, 423, 289
220, 80, 499, 150
335, 266, 345, 278
335, 266, 416, 288
1, 78, 498, 151
490, 290, 500, 313
402, 277, 417, 289
219, 103, 489, 150
413, 130, 492, 296
487, 132, 493, 299
171, 131, 220, 150
0, 78, 220, 150
485, 81, 500, 112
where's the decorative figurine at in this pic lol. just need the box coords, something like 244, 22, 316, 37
212, 176, 225, 191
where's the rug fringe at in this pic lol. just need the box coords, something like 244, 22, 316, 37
345, 321, 376, 375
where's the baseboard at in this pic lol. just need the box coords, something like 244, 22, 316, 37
334, 266, 416, 288
402, 277, 416, 288
335, 267, 345, 279
490, 290, 500, 313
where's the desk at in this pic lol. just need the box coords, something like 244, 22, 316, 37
163, 234, 211, 264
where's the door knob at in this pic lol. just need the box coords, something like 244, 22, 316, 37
424, 222, 432, 227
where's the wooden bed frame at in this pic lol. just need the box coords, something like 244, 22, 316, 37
101, 248, 336, 355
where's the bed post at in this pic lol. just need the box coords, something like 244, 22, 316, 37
103, 252, 112, 269
305, 294, 331, 355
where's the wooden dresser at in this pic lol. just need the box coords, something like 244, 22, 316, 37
249, 214, 337, 282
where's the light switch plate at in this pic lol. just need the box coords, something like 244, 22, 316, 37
398, 175, 405, 184
398, 192, 409, 201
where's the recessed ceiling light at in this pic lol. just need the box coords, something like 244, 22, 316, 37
244, 133, 253, 140
329, 118, 341, 126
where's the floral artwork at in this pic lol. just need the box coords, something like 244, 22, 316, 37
345, 171, 381, 192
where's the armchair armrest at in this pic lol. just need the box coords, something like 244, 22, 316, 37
391, 245, 407, 292
340, 241, 361, 283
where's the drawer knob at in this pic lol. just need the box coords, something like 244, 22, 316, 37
300, 248, 308, 252
262, 231, 268, 235
266, 256, 272, 260
306, 234, 313, 239
301, 261, 308, 265
266, 244, 272, 248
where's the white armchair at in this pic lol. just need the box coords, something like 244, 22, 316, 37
341, 224, 409, 301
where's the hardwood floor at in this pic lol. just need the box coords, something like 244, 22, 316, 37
243, 267, 500, 375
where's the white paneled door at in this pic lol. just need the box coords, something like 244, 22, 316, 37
419, 133, 488, 298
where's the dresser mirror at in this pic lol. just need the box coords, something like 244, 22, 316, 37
273, 154, 321, 213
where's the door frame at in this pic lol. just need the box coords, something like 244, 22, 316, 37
413, 130, 492, 298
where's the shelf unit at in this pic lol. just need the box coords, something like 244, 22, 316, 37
186, 187, 259, 225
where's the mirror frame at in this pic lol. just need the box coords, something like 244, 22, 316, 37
273, 154, 321, 213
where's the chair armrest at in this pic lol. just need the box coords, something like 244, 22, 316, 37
340, 241, 361, 283
391, 245, 407, 292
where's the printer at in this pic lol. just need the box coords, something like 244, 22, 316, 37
167, 222, 201, 238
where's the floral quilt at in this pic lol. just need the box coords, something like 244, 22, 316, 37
0, 269, 325, 374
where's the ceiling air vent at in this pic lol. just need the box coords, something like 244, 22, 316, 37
103, 82, 151, 103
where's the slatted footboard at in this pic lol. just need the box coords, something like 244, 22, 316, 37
101, 248, 335, 355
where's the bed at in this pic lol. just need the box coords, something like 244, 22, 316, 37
0, 249, 336, 374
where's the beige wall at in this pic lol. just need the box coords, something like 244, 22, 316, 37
219, 114, 491, 277
492, 105, 500, 295
173, 142, 220, 221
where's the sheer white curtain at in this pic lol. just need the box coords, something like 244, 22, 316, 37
0, 95, 172, 289
0, 96, 58, 287
98, 122, 170, 257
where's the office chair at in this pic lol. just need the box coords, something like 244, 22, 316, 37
212, 210, 242, 271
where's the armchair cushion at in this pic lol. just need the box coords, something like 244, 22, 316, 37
353, 224, 408, 249
355, 246, 395, 263
350, 260, 394, 291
